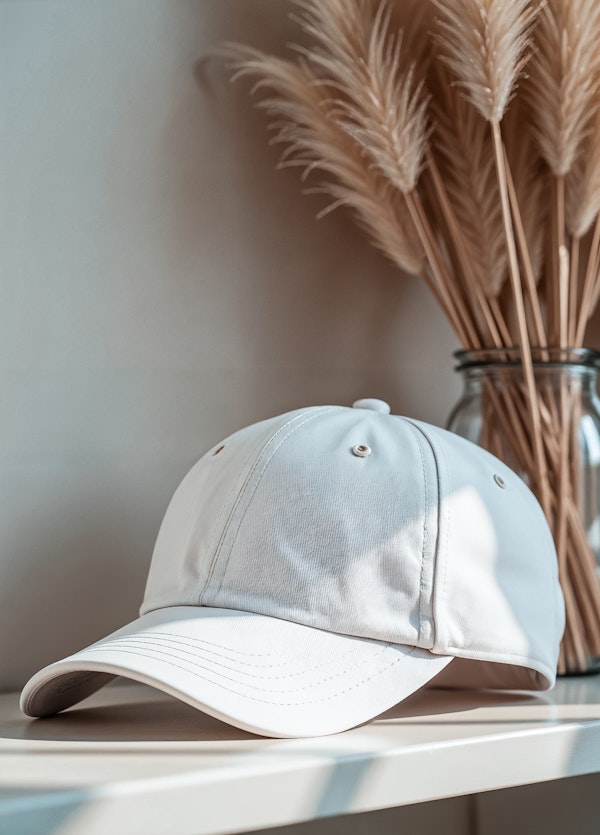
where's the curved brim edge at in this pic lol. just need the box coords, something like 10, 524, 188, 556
20, 606, 453, 737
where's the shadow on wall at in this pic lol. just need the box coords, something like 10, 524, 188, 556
0, 466, 156, 689
2, 0, 456, 692
161, 0, 459, 420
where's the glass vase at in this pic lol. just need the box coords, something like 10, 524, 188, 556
447, 347, 600, 675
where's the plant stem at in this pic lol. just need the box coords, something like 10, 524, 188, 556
404, 189, 480, 347
556, 174, 569, 349
490, 120, 551, 518
568, 235, 580, 346
425, 149, 505, 349
575, 215, 600, 344
503, 147, 547, 350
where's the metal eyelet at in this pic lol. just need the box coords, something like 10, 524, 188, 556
212, 444, 225, 456
494, 474, 506, 489
352, 444, 372, 458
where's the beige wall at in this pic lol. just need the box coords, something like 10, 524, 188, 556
1, 0, 459, 690
2, 1, 598, 691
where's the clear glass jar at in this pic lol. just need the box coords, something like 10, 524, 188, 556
447, 348, 600, 675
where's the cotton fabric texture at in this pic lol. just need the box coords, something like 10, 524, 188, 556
21, 399, 565, 737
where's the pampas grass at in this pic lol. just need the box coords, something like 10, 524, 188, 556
436, 0, 551, 514
434, 0, 536, 124
228, 0, 600, 674
528, 0, 600, 179
230, 49, 424, 276
526, 0, 600, 347
429, 74, 508, 346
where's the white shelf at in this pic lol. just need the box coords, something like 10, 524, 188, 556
1, 677, 600, 835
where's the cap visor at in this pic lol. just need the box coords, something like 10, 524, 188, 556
20, 607, 452, 737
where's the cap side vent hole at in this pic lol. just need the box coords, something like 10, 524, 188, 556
352, 444, 372, 458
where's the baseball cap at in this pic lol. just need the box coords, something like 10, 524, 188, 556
20, 399, 565, 737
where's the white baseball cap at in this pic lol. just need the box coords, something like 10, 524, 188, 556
21, 399, 564, 737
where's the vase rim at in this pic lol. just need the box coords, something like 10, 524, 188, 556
453, 347, 600, 371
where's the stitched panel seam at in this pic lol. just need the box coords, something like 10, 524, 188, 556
207, 407, 332, 602
418, 427, 455, 653
79, 643, 415, 707
130, 630, 274, 658
190, 437, 270, 604
91, 637, 390, 684
199, 408, 330, 603
400, 418, 434, 648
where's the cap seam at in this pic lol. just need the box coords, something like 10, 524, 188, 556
195, 408, 328, 604
193, 442, 269, 604
433, 430, 451, 652
398, 418, 433, 649
142, 462, 213, 613
143, 424, 281, 615
85, 637, 391, 684
401, 418, 446, 651
203, 407, 332, 604
128, 630, 275, 659
73, 642, 419, 707
186, 435, 270, 607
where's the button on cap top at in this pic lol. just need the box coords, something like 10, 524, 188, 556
352, 398, 391, 414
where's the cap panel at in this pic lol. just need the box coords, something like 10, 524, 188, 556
141, 408, 317, 613
410, 421, 564, 685
205, 409, 440, 646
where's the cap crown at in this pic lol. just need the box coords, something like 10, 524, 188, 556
141, 405, 564, 687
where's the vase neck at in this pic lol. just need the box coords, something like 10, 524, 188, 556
455, 347, 600, 369
454, 349, 600, 404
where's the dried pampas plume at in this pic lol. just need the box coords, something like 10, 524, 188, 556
524, 0, 600, 345
528, 0, 600, 178
228, 1, 481, 345
227, 0, 600, 675
567, 107, 600, 240
435, 0, 550, 513
226, 46, 424, 276
434, 0, 537, 124
431, 78, 506, 300
226, 0, 600, 349
294, 0, 429, 195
